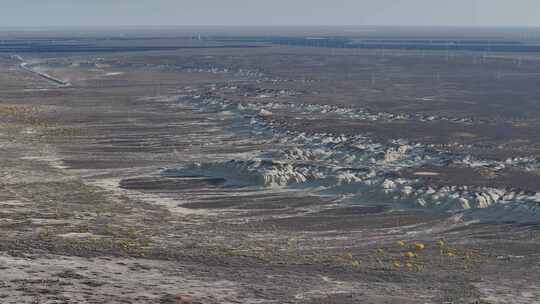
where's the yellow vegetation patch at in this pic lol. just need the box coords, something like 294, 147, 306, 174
452, 132, 479, 139
413, 243, 425, 251
403, 251, 416, 259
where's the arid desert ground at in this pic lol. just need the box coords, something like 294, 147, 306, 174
1, 28, 540, 303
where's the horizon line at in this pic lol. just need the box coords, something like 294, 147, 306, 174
1, 24, 540, 30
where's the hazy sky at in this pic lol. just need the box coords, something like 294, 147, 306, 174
1, 0, 540, 27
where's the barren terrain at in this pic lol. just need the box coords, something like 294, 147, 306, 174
1, 30, 540, 303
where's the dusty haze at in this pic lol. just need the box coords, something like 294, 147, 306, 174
2, 0, 540, 27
